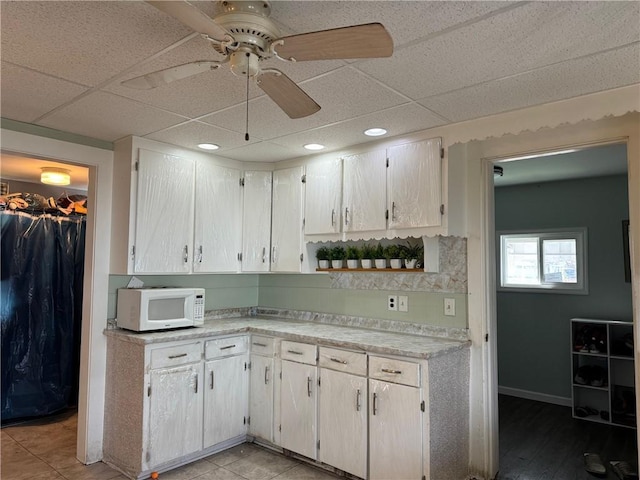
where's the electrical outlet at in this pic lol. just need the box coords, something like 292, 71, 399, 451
444, 298, 456, 316
388, 295, 398, 311
399, 295, 408, 312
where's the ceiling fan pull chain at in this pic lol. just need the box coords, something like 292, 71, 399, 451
245, 52, 250, 142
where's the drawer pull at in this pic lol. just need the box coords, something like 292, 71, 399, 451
330, 357, 347, 365
220, 344, 236, 350
381, 368, 402, 374
168, 353, 188, 359
253, 342, 268, 347
287, 350, 304, 355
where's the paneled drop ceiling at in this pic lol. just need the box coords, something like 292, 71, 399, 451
1, 1, 639, 163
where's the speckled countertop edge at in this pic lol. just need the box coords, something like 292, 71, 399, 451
103, 316, 471, 360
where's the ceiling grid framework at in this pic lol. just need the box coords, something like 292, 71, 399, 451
1, 0, 639, 162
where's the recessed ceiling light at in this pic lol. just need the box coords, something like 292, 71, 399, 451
198, 143, 219, 150
304, 143, 325, 151
364, 128, 387, 137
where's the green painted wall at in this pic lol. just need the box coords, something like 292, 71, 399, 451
496, 174, 632, 399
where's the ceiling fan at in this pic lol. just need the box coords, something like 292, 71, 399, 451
122, 0, 394, 119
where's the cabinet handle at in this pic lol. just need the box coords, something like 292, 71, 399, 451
198, 245, 203, 264
372, 392, 378, 415
183, 245, 188, 263
168, 353, 187, 359
210, 371, 214, 389
344, 207, 349, 225
391, 201, 397, 221
272, 246, 277, 263
287, 350, 304, 355
264, 366, 270, 385
381, 368, 402, 374
331, 209, 335, 226
307, 376, 312, 397
330, 357, 347, 365
253, 342, 267, 347
262, 247, 266, 263
219, 344, 236, 350
356, 389, 361, 411
194, 374, 198, 394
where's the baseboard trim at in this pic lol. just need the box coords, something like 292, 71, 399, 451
498, 386, 572, 407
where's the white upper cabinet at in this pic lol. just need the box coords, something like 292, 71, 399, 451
387, 138, 442, 230
194, 161, 241, 273
342, 150, 387, 233
304, 158, 342, 235
241, 170, 272, 272
271, 166, 304, 272
134, 149, 195, 273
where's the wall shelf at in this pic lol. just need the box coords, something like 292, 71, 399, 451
315, 268, 424, 273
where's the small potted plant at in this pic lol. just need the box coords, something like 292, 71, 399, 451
316, 246, 331, 269
330, 246, 346, 269
400, 241, 424, 269
374, 243, 386, 269
360, 244, 375, 269
385, 244, 403, 269
346, 245, 361, 269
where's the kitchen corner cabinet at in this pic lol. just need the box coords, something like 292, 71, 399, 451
241, 170, 272, 272
304, 158, 343, 235
271, 166, 304, 272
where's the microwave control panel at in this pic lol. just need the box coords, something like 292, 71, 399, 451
195, 294, 205, 321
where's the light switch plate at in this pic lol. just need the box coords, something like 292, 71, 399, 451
399, 295, 408, 312
444, 298, 456, 316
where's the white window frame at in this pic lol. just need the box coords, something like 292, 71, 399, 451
498, 228, 588, 294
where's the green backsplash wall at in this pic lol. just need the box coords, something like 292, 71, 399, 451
496, 174, 632, 401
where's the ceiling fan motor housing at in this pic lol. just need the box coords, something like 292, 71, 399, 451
230, 49, 260, 77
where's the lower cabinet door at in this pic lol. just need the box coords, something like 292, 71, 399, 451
280, 360, 318, 460
369, 379, 423, 480
318, 368, 367, 478
249, 354, 274, 441
203, 355, 249, 448
147, 364, 203, 469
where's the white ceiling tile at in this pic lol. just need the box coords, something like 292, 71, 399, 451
145, 121, 263, 152
419, 43, 640, 123
0, 62, 88, 123
217, 142, 302, 163
38, 92, 188, 142
0, 1, 192, 86
200, 67, 407, 139
359, 1, 640, 99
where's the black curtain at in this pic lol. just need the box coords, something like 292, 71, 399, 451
1, 211, 86, 422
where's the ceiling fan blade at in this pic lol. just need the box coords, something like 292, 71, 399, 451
273, 23, 393, 62
257, 70, 320, 119
146, 1, 229, 40
121, 61, 221, 89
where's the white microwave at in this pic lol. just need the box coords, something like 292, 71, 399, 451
116, 288, 205, 332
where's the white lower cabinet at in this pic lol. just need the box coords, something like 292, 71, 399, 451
248, 335, 279, 443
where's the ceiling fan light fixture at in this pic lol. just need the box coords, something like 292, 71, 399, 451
40, 167, 71, 186
364, 127, 387, 137
304, 143, 325, 151
198, 143, 220, 150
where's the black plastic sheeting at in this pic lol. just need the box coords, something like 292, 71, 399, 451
1, 211, 86, 422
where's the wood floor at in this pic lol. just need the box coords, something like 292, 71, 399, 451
498, 394, 638, 479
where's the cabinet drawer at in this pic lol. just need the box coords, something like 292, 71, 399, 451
250, 335, 275, 356
150, 342, 202, 369
205, 335, 248, 359
281, 341, 317, 365
369, 356, 420, 387
319, 347, 366, 376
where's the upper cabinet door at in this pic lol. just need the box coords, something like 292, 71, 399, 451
134, 149, 194, 273
343, 150, 387, 233
194, 161, 241, 273
304, 158, 342, 235
271, 166, 304, 272
387, 138, 442, 229
242, 170, 272, 272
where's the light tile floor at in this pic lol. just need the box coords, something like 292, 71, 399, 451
1, 411, 340, 480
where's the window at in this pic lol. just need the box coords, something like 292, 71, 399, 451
498, 228, 587, 294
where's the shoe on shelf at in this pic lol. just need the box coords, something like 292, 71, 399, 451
584, 453, 607, 476
575, 365, 592, 385
611, 461, 639, 480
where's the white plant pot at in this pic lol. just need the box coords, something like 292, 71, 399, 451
405, 259, 417, 269
361, 259, 373, 269
390, 258, 403, 269
331, 259, 344, 269
347, 259, 359, 269
318, 259, 330, 269
375, 258, 387, 269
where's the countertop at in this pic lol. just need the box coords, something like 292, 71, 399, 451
104, 316, 470, 360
